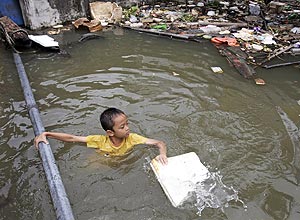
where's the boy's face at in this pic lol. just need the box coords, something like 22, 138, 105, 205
110, 113, 130, 138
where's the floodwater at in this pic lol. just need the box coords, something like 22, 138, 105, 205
1, 28, 300, 220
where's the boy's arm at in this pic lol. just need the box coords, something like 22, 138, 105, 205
145, 138, 168, 165
34, 131, 87, 148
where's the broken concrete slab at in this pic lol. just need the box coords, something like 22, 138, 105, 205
89, 2, 122, 24
73, 17, 102, 32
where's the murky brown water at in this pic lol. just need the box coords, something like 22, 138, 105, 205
1, 28, 300, 220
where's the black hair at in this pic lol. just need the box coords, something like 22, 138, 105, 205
100, 108, 125, 131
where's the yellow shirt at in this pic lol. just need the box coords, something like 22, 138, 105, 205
86, 133, 148, 156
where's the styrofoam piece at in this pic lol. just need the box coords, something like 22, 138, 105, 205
211, 66, 223, 73
28, 35, 59, 47
150, 152, 209, 207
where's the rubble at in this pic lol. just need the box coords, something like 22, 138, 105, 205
1, 0, 299, 82
73, 17, 103, 32
89, 2, 122, 24
119, 0, 300, 79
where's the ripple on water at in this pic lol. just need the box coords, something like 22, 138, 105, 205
2, 30, 300, 220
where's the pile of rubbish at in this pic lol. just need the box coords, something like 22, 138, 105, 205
120, 1, 299, 64
1, 0, 299, 83
70, 0, 299, 82
116, 0, 300, 83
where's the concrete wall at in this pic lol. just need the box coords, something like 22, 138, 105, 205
18, 0, 182, 30
19, 0, 90, 30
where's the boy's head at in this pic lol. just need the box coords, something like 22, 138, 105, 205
100, 108, 126, 131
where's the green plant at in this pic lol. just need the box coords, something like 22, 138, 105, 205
181, 14, 197, 22
123, 6, 139, 20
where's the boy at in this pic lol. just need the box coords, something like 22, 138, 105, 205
34, 107, 168, 165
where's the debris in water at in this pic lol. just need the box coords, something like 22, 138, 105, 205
147, 153, 246, 215
211, 67, 224, 74
28, 35, 59, 48
78, 33, 104, 42
254, 78, 266, 85
73, 17, 102, 32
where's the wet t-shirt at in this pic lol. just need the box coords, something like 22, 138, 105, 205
86, 133, 147, 156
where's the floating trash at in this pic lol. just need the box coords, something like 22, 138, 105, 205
254, 78, 266, 85
211, 67, 224, 73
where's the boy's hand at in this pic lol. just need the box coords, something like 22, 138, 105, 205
155, 154, 168, 165
34, 132, 48, 149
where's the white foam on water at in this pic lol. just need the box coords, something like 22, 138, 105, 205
144, 156, 246, 215
182, 171, 247, 216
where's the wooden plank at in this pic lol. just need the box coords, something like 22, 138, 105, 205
259, 44, 295, 65
0, 16, 30, 49
263, 60, 300, 69
124, 26, 191, 39
0, 16, 27, 39
219, 46, 255, 79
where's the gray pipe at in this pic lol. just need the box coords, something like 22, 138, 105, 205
13, 52, 75, 220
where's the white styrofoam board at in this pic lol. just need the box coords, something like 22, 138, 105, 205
150, 152, 209, 207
